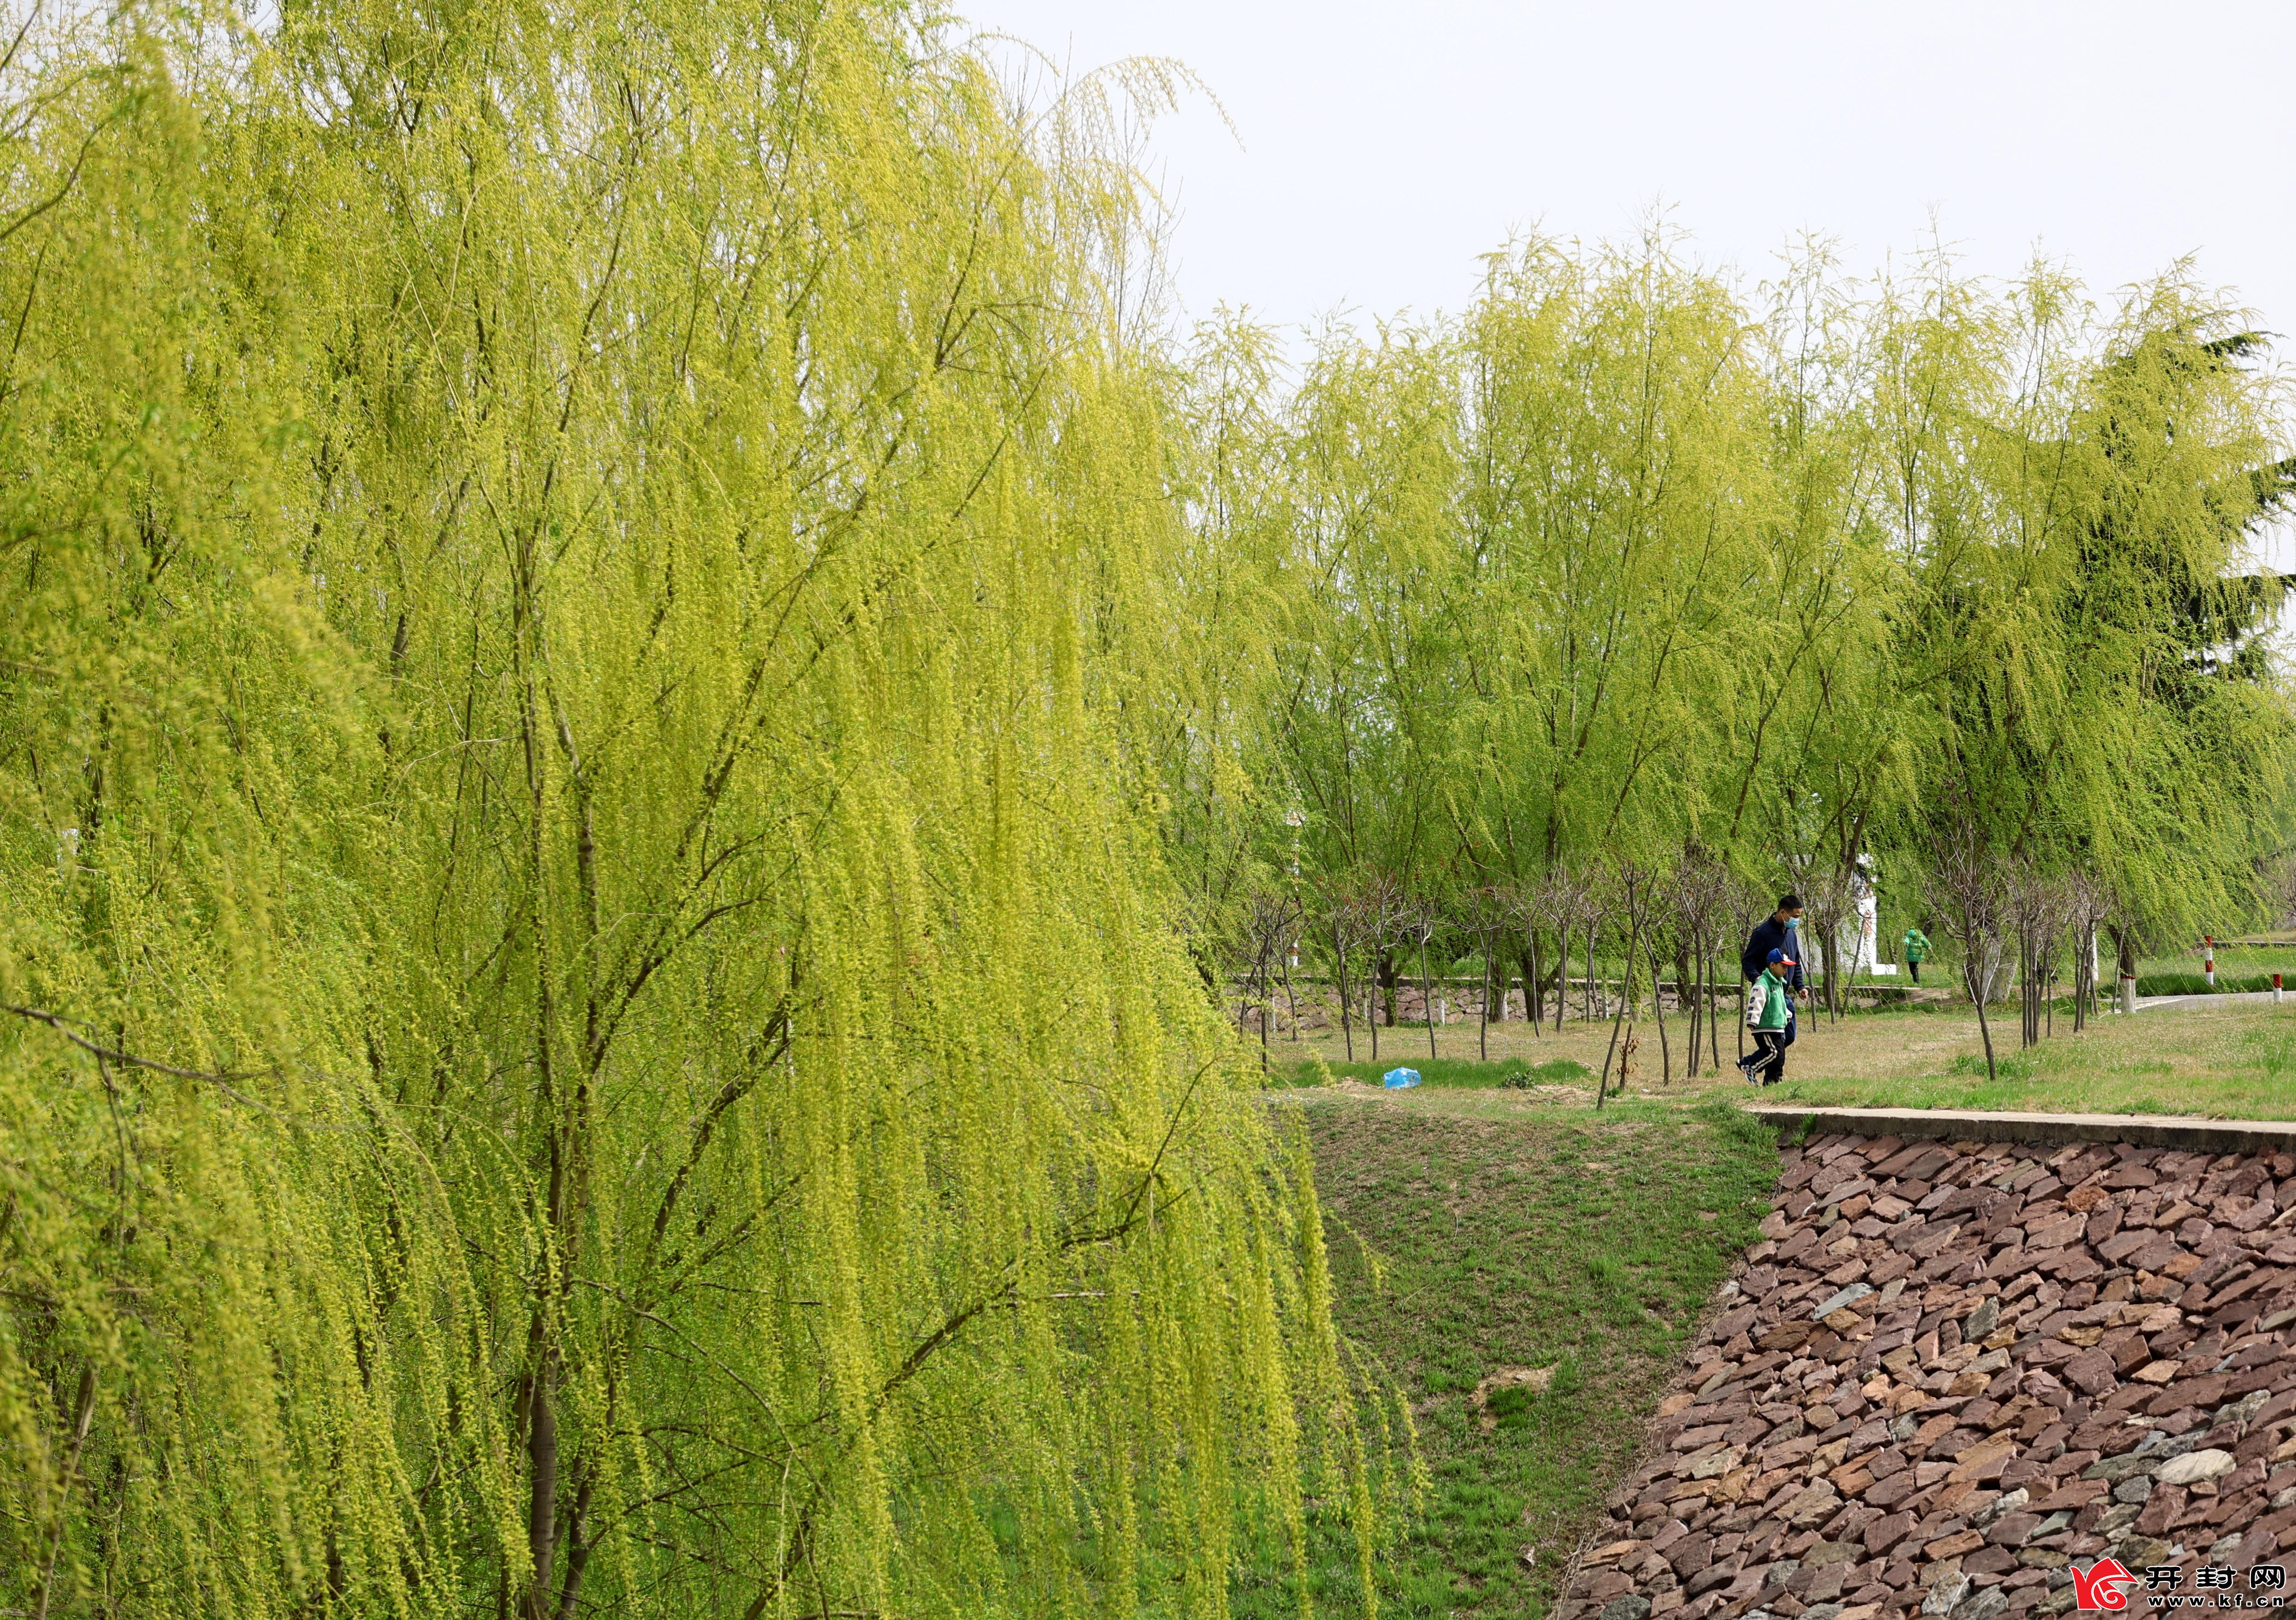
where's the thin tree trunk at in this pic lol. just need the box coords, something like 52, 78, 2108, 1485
1687, 951, 1702, 1078
1257, 955, 1270, 1075
1649, 936, 1672, 1085
1419, 935, 1437, 1062
1332, 921, 1354, 1062
1599, 909, 1647, 1108
1479, 937, 1491, 1060
1682, 959, 1696, 1079
1367, 965, 1378, 1061
2020, 936, 2039, 1046
1283, 936, 1299, 1043
1708, 949, 1722, 1071
1970, 948, 1999, 1084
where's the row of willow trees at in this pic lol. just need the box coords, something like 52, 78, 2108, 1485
2, 0, 2293, 1616
1167, 239, 2296, 1087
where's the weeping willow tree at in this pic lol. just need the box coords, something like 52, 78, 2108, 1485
0, 3, 1407, 1616
1450, 237, 1777, 877
1865, 260, 2296, 979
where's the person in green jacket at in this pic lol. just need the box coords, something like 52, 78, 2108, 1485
1739, 947, 1796, 1086
1902, 925, 1932, 986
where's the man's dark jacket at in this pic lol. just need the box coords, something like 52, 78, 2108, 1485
1740, 916, 1806, 992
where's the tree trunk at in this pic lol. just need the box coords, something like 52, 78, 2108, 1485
1257, 956, 1270, 1074
1418, 936, 1436, 1061
1599, 910, 1646, 1108
1519, 941, 1541, 1040
1686, 950, 1702, 1077
2026, 936, 2035, 1046
1675, 946, 1695, 1077
1708, 950, 1722, 1072
1650, 937, 1672, 1085
1968, 949, 1999, 1084
1479, 939, 1492, 1060
1332, 921, 1354, 1062
1367, 935, 1382, 1059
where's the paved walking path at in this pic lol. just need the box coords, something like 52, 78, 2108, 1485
2134, 990, 2283, 1012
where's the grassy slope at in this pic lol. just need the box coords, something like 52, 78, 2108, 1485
1232, 1095, 1777, 1619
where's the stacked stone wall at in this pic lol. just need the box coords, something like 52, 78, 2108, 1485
1559, 1133, 2296, 1620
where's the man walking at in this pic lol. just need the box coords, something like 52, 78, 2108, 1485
1742, 947, 1796, 1085
1739, 893, 1807, 1081
1902, 924, 1931, 986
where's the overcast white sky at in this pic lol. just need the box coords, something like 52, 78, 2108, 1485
962, 0, 2294, 332
962, 0, 2296, 560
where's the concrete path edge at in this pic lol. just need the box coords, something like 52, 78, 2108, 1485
1744, 1101, 2296, 1154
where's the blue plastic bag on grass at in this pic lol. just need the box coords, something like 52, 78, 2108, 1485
1382, 1067, 1421, 1089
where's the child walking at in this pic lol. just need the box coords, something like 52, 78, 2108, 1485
1740, 947, 1796, 1086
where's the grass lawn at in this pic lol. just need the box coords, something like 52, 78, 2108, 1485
1757, 992, 2296, 1117
1290, 1055, 1598, 1090
1269, 990, 2296, 1119
1230, 1094, 1777, 1618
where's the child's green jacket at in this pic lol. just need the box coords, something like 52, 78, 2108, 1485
1745, 968, 1792, 1032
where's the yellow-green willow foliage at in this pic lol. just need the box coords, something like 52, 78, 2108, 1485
1452, 240, 1781, 872
1222, 239, 2293, 969
0, 4, 1400, 1615
1858, 262, 2296, 937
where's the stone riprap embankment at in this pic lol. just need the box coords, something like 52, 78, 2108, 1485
1557, 1133, 2296, 1620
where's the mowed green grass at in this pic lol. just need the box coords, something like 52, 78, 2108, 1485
1229, 1096, 1778, 1619
1761, 997, 2296, 1119
1283, 1055, 1597, 1090
1280, 994, 2296, 1121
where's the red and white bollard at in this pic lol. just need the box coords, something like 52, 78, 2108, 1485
2276, 972, 2284, 1006
2204, 935, 2215, 988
